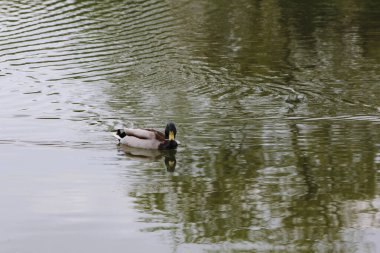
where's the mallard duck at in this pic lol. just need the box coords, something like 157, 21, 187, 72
113, 122, 178, 150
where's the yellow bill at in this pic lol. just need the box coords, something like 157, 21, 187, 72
169, 131, 175, 141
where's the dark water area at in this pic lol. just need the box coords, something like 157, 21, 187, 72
1, 0, 380, 252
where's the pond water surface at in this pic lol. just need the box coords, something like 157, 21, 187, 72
1, 0, 380, 252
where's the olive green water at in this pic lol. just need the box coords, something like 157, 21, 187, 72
1, 0, 380, 252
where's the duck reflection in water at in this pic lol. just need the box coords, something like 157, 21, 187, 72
118, 145, 177, 172
164, 150, 176, 172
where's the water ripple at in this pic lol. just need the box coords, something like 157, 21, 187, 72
1, 0, 379, 152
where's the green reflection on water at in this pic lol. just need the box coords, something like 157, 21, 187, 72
103, 0, 380, 251
101, 0, 380, 251
124, 120, 379, 251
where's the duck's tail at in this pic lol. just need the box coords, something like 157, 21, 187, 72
113, 129, 127, 141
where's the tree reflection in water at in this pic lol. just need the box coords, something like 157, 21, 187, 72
105, 0, 380, 251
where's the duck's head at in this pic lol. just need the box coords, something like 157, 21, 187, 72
160, 122, 178, 150
164, 122, 177, 141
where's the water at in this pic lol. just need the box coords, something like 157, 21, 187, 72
1, 0, 380, 252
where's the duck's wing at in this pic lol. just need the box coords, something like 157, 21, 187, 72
144, 129, 165, 142
122, 128, 157, 139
